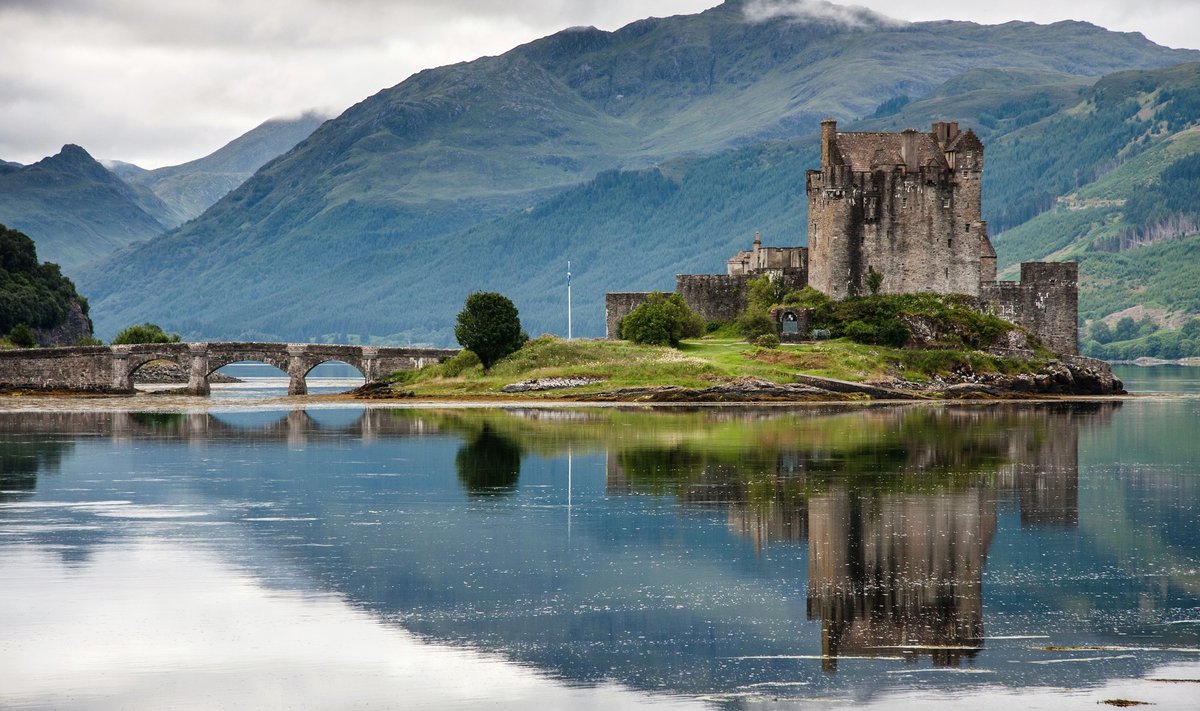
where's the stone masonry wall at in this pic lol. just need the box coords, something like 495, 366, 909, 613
676, 275, 750, 324
676, 272, 807, 325
979, 262, 1078, 356
0, 346, 116, 391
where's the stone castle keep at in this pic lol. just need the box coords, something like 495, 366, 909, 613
606, 120, 1079, 355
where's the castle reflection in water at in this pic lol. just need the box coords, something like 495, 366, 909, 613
1, 403, 1116, 674
604, 405, 1113, 670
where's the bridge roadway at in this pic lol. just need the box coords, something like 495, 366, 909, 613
0, 342, 459, 396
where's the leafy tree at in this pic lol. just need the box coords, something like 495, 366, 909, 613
745, 275, 787, 312
8, 323, 36, 348
112, 323, 181, 345
1089, 320, 1114, 344
620, 292, 704, 347
454, 292, 527, 369
1113, 317, 1139, 342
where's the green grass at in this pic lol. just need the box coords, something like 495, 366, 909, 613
378, 333, 1046, 399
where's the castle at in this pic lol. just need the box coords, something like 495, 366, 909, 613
605, 120, 1078, 355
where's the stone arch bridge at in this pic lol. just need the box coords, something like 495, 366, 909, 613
0, 342, 458, 396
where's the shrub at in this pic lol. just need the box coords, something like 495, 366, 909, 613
8, 323, 36, 348
866, 266, 884, 295
440, 349, 483, 377
843, 320, 877, 344
782, 286, 831, 309
453, 292, 528, 370
737, 309, 775, 341
754, 333, 781, 349
878, 319, 911, 348
112, 323, 181, 345
620, 292, 704, 346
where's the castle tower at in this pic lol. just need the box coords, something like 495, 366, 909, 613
806, 120, 996, 300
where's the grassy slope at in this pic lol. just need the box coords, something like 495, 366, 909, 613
383, 334, 1045, 399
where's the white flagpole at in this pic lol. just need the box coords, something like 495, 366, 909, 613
567, 261, 573, 340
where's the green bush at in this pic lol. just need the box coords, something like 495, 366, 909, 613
8, 323, 36, 348
843, 320, 877, 344
620, 292, 704, 347
737, 309, 775, 341
112, 323, 181, 345
782, 286, 831, 309
453, 292, 528, 369
440, 349, 483, 377
843, 318, 911, 347
754, 333, 781, 349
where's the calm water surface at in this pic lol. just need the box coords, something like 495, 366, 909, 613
2, 369, 1198, 709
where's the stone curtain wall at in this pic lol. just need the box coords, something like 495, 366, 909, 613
676, 275, 750, 324
0, 343, 458, 395
979, 262, 1079, 356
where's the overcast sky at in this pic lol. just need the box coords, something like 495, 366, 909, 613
2, 0, 1198, 169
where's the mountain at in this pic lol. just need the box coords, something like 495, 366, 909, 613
0, 160, 21, 176
119, 112, 327, 222
0, 145, 178, 270
978, 62, 1200, 358
79, 1, 1200, 342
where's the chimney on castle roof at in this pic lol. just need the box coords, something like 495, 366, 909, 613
932, 121, 959, 149
901, 128, 919, 172
820, 118, 837, 168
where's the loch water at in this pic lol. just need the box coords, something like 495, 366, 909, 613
1, 368, 1198, 709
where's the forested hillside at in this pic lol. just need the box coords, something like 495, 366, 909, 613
0, 223, 92, 346
78, 2, 1199, 343
985, 62, 1200, 358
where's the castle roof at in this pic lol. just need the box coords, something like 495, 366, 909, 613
833, 131, 949, 172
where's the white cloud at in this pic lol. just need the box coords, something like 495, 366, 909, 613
742, 0, 905, 28
0, 1, 1197, 168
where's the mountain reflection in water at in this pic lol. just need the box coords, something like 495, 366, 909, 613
3, 401, 1199, 709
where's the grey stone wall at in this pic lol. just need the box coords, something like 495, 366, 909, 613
0, 346, 115, 391
676, 275, 750, 324
605, 292, 657, 339
979, 262, 1079, 356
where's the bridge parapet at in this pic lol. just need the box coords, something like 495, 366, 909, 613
0, 342, 459, 396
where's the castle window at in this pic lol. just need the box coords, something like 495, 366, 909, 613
943, 198, 951, 208
945, 268, 949, 278
901, 197, 908, 209
948, 238, 953, 248
964, 223, 970, 233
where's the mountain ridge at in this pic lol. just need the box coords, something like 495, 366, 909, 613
77, 4, 1200, 342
